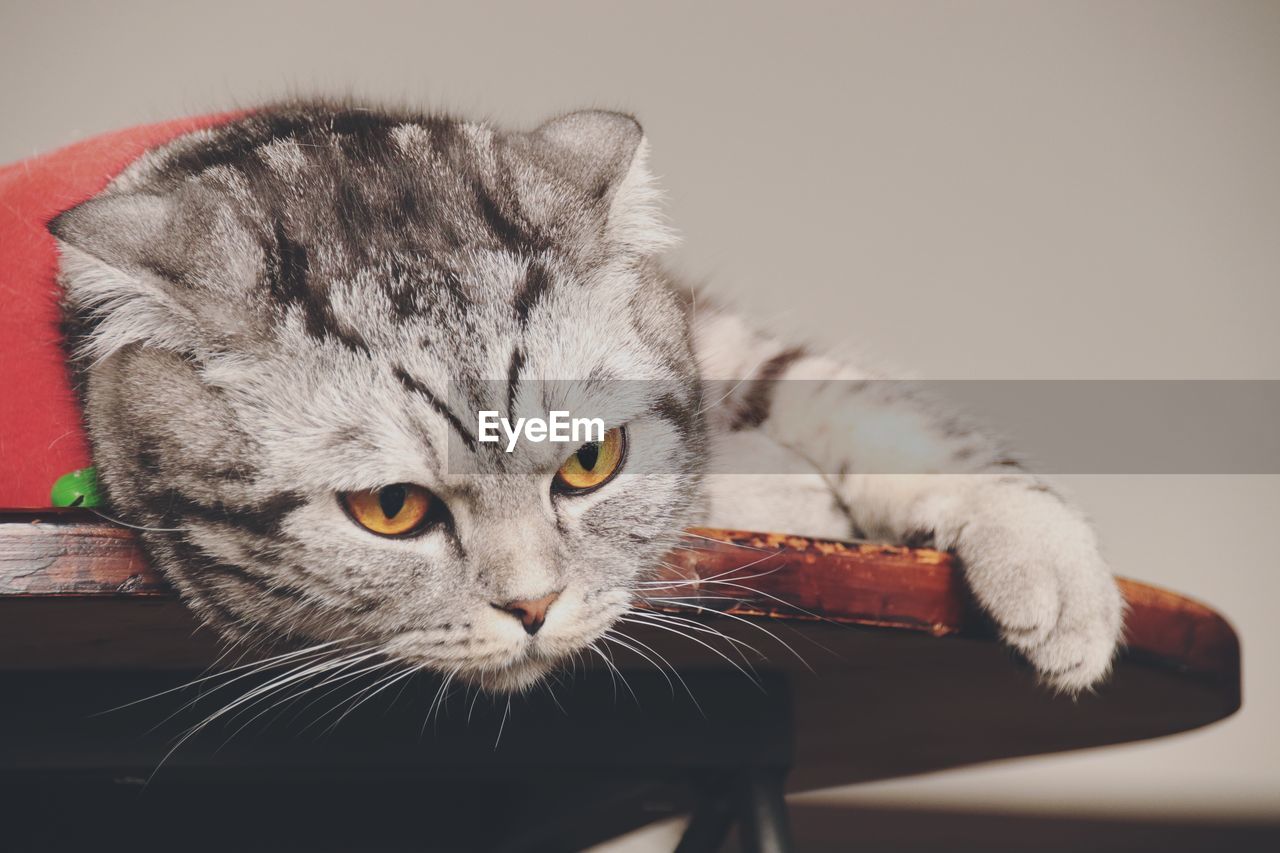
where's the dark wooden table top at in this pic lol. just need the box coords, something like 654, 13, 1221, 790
0, 509, 1241, 796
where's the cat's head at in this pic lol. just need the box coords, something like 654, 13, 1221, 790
50, 104, 705, 691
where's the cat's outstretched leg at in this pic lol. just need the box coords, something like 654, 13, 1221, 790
691, 308, 1124, 692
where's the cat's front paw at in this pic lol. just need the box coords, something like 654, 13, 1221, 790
952, 494, 1125, 694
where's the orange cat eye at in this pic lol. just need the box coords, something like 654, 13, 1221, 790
553, 427, 626, 494
341, 484, 434, 537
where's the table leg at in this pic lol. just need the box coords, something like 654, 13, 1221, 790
675, 789, 735, 853
735, 768, 793, 853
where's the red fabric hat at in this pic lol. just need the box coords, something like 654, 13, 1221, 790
0, 113, 240, 509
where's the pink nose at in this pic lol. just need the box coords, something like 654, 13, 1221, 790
493, 591, 561, 636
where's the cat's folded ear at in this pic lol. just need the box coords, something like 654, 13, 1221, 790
521, 110, 677, 256
49, 190, 248, 362
529, 111, 643, 199
49, 192, 172, 271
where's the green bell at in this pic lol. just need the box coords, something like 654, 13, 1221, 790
51, 467, 102, 508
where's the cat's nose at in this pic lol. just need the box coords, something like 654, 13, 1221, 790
492, 591, 561, 636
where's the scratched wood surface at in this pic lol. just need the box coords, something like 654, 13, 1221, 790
0, 509, 1242, 792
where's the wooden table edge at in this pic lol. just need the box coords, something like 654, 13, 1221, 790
0, 512, 1241, 700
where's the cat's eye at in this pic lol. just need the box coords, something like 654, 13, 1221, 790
553, 427, 626, 494
341, 484, 435, 537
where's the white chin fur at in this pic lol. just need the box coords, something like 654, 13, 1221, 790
464, 657, 557, 693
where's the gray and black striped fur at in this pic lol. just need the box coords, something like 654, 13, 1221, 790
50, 102, 1121, 693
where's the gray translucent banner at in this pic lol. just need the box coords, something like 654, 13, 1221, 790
440, 380, 1280, 475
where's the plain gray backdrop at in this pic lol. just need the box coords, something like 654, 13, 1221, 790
2, 0, 1277, 836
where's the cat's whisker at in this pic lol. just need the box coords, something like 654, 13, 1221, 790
644, 599, 815, 672
261, 656, 383, 733
599, 638, 642, 704
587, 641, 638, 705
98, 639, 352, 719
87, 507, 185, 533
144, 647, 379, 783
636, 594, 746, 603
646, 567, 811, 610
600, 629, 675, 696
422, 666, 460, 737
294, 656, 414, 734
178, 648, 379, 737
542, 678, 567, 715
493, 695, 513, 749
614, 615, 762, 690
199, 637, 257, 682
610, 628, 707, 718
437, 667, 462, 722
466, 680, 483, 726
659, 550, 785, 579
693, 550, 784, 575
243, 652, 392, 737
620, 611, 762, 662
588, 640, 619, 702
681, 578, 833, 624
638, 578, 836, 661
665, 543, 702, 554
602, 629, 706, 718
635, 566, 784, 592
215, 657, 379, 750
216, 650, 388, 740
620, 615, 763, 681
635, 555, 786, 591
323, 665, 418, 735
387, 664, 418, 713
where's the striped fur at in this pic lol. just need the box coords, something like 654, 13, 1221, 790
51, 101, 1120, 694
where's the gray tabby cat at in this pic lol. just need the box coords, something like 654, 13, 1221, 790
49, 103, 1122, 695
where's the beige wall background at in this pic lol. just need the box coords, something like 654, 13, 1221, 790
3, 0, 1277, 830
